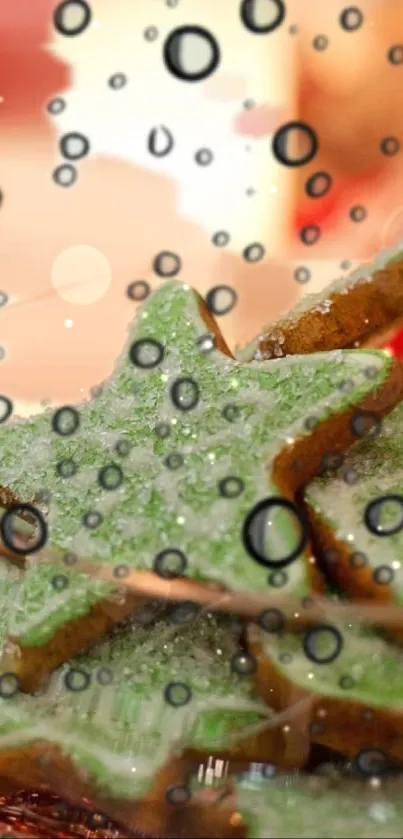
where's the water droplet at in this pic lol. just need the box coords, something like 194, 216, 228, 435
313, 34, 328, 50
195, 147, 213, 165
98, 464, 124, 491
52, 406, 80, 436
272, 121, 318, 167
365, 494, 403, 537
108, 73, 127, 90
148, 125, 174, 157
206, 284, 237, 315
163, 25, 220, 82
0, 396, 12, 424
300, 224, 321, 245
53, 163, 77, 187
303, 625, 343, 664
339, 6, 364, 32
243, 242, 265, 262
381, 136, 400, 156
154, 549, 187, 578
53, 0, 91, 36
230, 651, 257, 675
294, 266, 311, 284
47, 97, 66, 115
243, 497, 308, 569
240, 0, 286, 35
305, 171, 332, 198
388, 44, 403, 65
171, 377, 200, 411
129, 338, 165, 369
153, 250, 181, 277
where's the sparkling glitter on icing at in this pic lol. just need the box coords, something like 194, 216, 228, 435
0, 613, 268, 799
306, 399, 403, 604
236, 773, 403, 838
0, 281, 392, 644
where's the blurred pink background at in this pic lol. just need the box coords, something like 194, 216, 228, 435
1, 0, 403, 409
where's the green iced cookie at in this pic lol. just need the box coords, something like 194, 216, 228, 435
236, 774, 403, 838
0, 281, 394, 649
0, 612, 269, 801
306, 399, 403, 604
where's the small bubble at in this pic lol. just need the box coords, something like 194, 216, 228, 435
230, 651, 257, 675
350, 551, 368, 569
52, 574, 69, 591
126, 281, 151, 303
60, 131, 90, 160
153, 251, 181, 278
108, 73, 127, 90
206, 285, 237, 316
154, 548, 187, 579
381, 136, 400, 156
388, 45, 403, 65
171, 377, 200, 411
222, 403, 240, 423
303, 625, 343, 664
64, 667, 91, 692
113, 564, 130, 579
52, 406, 80, 436
129, 338, 165, 370
300, 224, 321, 245
305, 171, 332, 198
53, 163, 77, 187
164, 681, 192, 707
349, 204, 367, 223
115, 438, 131, 458
313, 34, 328, 50
144, 26, 158, 41
195, 147, 213, 166
154, 422, 171, 439
212, 230, 230, 247
83, 510, 103, 530
240, 0, 286, 34
339, 6, 364, 32
148, 125, 174, 157
373, 565, 394, 585
165, 452, 184, 470
218, 476, 244, 498
98, 464, 124, 490
243, 242, 265, 262
268, 569, 288, 588
163, 25, 220, 82
365, 494, 403, 537
293, 266, 311, 284
0, 396, 12, 424
196, 333, 216, 354
258, 608, 285, 634
53, 0, 92, 37
0, 672, 20, 698
47, 97, 66, 115
56, 459, 77, 479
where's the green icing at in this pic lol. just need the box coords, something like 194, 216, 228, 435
237, 775, 403, 838
0, 613, 268, 800
306, 399, 403, 603
256, 620, 403, 708
0, 281, 392, 645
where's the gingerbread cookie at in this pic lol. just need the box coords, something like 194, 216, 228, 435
234, 773, 403, 838
237, 244, 403, 362
0, 281, 401, 690
248, 615, 403, 768
0, 611, 298, 835
304, 400, 403, 611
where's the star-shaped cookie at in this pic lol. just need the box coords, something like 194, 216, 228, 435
0, 281, 401, 689
305, 398, 403, 612
0, 611, 293, 833
237, 243, 403, 362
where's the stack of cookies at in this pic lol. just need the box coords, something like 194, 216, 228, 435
1, 252, 403, 837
